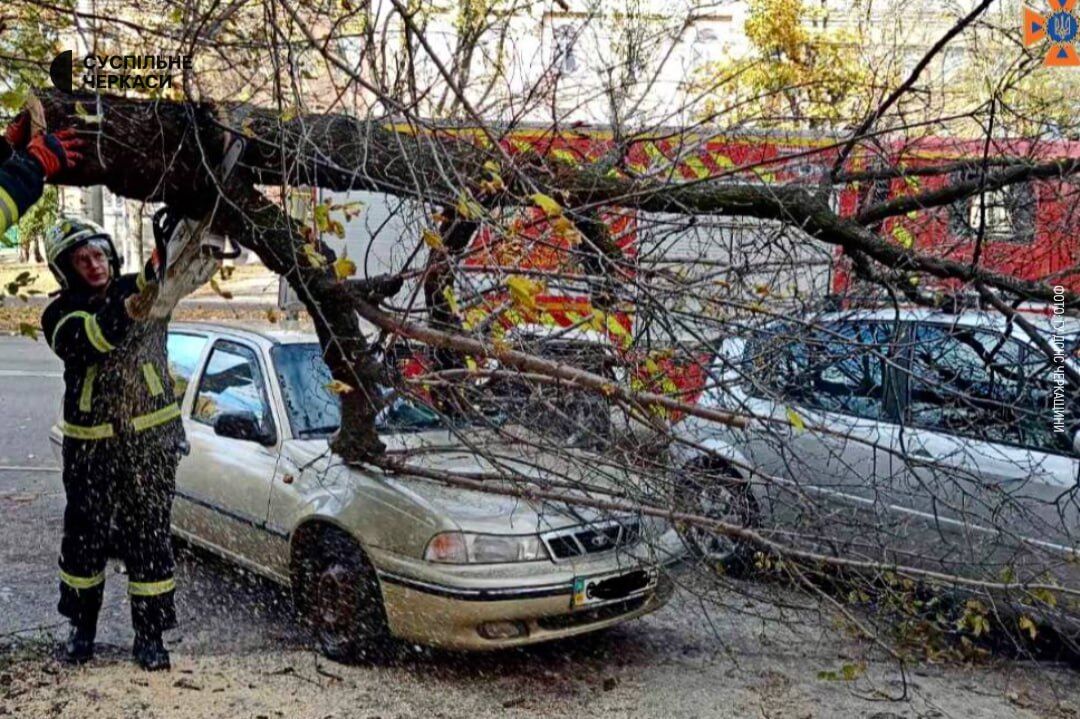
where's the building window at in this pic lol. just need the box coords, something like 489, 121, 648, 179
553, 25, 580, 75
948, 170, 1036, 244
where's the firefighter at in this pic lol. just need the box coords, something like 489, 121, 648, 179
0, 112, 83, 233
41, 218, 185, 671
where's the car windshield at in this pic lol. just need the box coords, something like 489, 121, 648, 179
272, 343, 444, 438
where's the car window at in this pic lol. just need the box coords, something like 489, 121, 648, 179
193, 341, 274, 435
272, 343, 446, 438
746, 321, 897, 421
166, 332, 207, 400
906, 323, 1078, 453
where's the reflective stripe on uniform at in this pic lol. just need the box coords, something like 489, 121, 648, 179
131, 402, 180, 432
60, 569, 105, 590
60, 421, 115, 440
142, 362, 164, 397
79, 365, 98, 413
0, 187, 17, 233
128, 578, 175, 597
51, 311, 115, 353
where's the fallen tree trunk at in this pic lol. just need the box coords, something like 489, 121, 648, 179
31, 88, 1080, 460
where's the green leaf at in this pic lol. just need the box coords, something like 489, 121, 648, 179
0, 88, 27, 112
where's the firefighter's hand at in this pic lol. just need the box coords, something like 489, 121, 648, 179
26, 129, 85, 180
4, 112, 30, 149
125, 281, 160, 321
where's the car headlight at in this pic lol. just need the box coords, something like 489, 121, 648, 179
423, 531, 550, 563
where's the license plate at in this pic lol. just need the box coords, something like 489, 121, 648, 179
571, 567, 657, 608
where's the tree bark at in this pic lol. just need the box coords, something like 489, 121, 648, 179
32, 88, 1080, 460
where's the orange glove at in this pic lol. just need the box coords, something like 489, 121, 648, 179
26, 129, 85, 179
4, 112, 30, 148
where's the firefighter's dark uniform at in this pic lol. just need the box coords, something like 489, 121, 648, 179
41, 274, 185, 635
0, 144, 45, 234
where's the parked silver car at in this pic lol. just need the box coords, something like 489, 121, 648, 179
673, 307, 1080, 628
51, 322, 684, 657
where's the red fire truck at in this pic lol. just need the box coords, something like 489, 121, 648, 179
340, 127, 1080, 415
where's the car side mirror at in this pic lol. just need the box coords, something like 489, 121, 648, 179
213, 411, 275, 446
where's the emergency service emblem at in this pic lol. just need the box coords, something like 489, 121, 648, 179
1025, 0, 1080, 66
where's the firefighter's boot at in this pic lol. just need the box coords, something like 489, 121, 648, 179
132, 632, 170, 671
61, 621, 96, 665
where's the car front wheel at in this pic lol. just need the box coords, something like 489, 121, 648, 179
297, 528, 390, 662
674, 461, 760, 576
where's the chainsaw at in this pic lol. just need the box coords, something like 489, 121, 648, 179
145, 130, 246, 319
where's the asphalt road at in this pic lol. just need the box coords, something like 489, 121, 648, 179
3, 334, 1080, 717
0, 334, 305, 655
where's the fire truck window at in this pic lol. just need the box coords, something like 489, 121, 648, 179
948, 171, 1036, 244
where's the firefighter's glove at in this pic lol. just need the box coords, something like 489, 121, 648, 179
27, 129, 85, 180
3, 112, 30, 149
125, 280, 160, 321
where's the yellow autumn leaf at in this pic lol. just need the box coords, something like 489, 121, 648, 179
74, 101, 102, 124
18, 322, 38, 341
423, 228, 444, 251
1018, 615, 1038, 641
325, 379, 354, 395
786, 407, 805, 433
302, 243, 327, 268
209, 277, 233, 300
550, 216, 574, 234
333, 257, 356, 280
313, 203, 330, 232
531, 192, 562, 217
456, 191, 483, 220
442, 286, 460, 315
483, 160, 500, 173
507, 275, 544, 311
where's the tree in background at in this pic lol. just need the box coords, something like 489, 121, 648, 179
692, 0, 876, 129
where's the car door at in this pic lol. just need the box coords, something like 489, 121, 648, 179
740, 319, 905, 547
894, 321, 1080, 578
180, 337, 282, 568
166, 330, 210, 537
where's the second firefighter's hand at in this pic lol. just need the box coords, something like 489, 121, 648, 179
26, 129, 85, 180
4, 112, 30, 150
125, 281, 160, 321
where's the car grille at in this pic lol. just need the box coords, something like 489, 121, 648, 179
537, 596, 648, 630
542, 519, 642, 560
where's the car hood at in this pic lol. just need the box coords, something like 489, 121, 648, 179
283, 428, 645, 534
